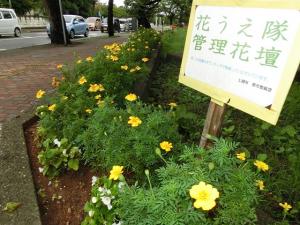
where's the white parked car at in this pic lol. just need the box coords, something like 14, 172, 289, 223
0, 8, 21, 37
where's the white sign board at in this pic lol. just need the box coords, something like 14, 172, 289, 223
185, 6, 299, 107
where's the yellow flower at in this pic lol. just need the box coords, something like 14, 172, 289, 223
62, 96, 68, 100
121, 65, 129, 70
168, 102, 177, 109
97, 100, 105, 106
109, 165, 124, 180
160, 141, 173, 152
142, 57, 149, 62
127, 48, 131, 51
145, 46, 149, 49
48, 104, 56, 111
85, 109, 92, 114
52, 77, 60, 87
36, 90, 45, 99
95, 94, 101, 100
88, 84, 105, 92
110, 55, 119, 61
131, 48, 135, 51
76, 59, 82, 64
86, 56, 94, 62
125, 93, 137, 102
128, 116, 142, 127
78, 76, 87, 85
256, 180, 265, 190
130, 68, 136, 73
254, 160, 269, 172
56, 64, 63, 69
98, 84, 105, 92
190, 181, 220, 211
279, 202, 292, 212
135, 66, 141, 71
236, 152, 246, 161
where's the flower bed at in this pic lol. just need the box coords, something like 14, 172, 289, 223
32, 28, 295, 225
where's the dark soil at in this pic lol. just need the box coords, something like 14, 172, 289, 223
24, 122, 96, 225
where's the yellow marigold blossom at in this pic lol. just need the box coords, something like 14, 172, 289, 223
97, 100, 105, 106
85, 109, 92, 114
190, 181, 220, 211
76, 59, 82, 64
88, 84, 100, 92
131, 48, 135, 51
48, 104, 56, 111
56, 64, 63, 69
128, 116, 142, 127
98, 84, 105, 92
109, 165, 124, 180
254, 160, 269, 172
86, 56, 94, 62
125, 93, 137, 102
36, 90, 45, 99
236, 152, 246, 161
160, 141, 173, 152
130, 68, 136, 73
279, 202, 292, 212
52, 77, 60, 87
121, 65, 129, 70
145, 46, 149, 49
95, 94, 101, 100
168, 102, 177, 109
142, 57, 149, 62
135, 66, 141, 71
256, 180, 265, 190
78, 76, 87, 85
110, 55, 119, 61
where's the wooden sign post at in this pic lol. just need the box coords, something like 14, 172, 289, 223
200, 99, 226, 148
178, 0, 300, 148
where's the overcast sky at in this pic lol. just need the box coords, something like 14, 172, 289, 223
98, 0, 125, 7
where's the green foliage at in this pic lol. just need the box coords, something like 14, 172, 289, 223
62, 0, 96, 18
161, 28, 187, 55
80, 100, 182, 180
37, 138, 81, 177
0, 0, 38, 16
117, 139, 260, 225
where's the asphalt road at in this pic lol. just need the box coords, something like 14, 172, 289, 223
0, 30, 106, 51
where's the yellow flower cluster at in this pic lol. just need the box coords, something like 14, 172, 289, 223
254, 160, 269, 172
86, 56, 94, 62
142, 57, 149, 62
168, 102, 177, 109
36, 90, 45, 99
85, 109, 92, 114
236, 152, 246, 161
128, 116, 142, 127
48, 104, 56, 111
125, 93, 137, 102
256, 180, 264, 190
109, 165, 124, 180
121, 65, 128, 70
160, 141, 173, 152
52, 77, 60, 87
88, 84, 105, 92
56, 64, 63, 69
190, 181, 220, 211
279, 202, 292, 212
78, 76, 87, 85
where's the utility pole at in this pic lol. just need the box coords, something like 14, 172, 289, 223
58, 0, 67, 45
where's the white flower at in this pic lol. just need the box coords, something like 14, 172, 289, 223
92, 197, 98, 203
53, 138, 61, 147
101, 196, 112, 210
88, 210, 94, 217
118, 182, 125, 190
92, 176, 98, 186
38, 167, 44, 173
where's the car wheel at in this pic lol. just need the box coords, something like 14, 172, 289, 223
70, 30, 75, 39
84, 29, 89, 37
14, 28, 21, 37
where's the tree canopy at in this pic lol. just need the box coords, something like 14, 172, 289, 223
0, 0, 40, 16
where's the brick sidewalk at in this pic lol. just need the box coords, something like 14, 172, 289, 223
0, 35, 128, 122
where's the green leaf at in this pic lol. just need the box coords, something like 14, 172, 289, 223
68, 159, 79, 171
253, 137, 265, 145
2, 202, 22, 213
257, 153, 267, 161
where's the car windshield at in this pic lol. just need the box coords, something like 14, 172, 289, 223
64, 15, 73, 23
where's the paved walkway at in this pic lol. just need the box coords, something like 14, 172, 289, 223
0, 35, 128, 122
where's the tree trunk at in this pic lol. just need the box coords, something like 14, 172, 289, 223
108, 0, 114, 37
43, 0, 70, 44
138, 16, 151, 28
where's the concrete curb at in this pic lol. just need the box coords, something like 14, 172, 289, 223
0, 103, 42, 225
